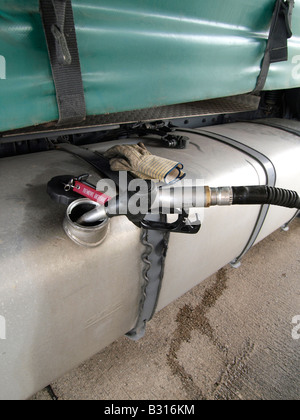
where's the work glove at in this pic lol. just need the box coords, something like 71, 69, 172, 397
103, 142, 186, 184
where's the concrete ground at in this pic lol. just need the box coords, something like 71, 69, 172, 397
32, 218, 300, 401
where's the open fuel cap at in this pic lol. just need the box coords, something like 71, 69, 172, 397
47, 175, 79, 206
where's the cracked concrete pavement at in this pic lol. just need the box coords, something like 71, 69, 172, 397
32, 218, 300, 400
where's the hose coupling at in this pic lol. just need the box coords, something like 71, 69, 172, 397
209, 187, 234, 207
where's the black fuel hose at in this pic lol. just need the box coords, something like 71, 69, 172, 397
232, 186, 300, 209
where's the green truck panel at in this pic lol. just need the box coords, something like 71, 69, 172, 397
0, 0, 300, 132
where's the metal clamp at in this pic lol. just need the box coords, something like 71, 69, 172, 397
131, 121, 189, 149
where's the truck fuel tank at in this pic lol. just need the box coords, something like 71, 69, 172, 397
0, 120, 299, 400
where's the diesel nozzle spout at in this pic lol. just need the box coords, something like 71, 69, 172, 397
77, 205, 108, 225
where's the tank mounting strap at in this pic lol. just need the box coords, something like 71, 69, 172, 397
281, 210, 300, 230
55, 143, 134, 186
253, 0, 295, 94
126, 221, 170, 341
39, 0, 86, 125
247, 119, 300, 138
178, 128, 277, 264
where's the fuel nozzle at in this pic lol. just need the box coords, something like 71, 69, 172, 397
77, 184, 300, 228
47, 174, 300, 232
76, 185, 233, 226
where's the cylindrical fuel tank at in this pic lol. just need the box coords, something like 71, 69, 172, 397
0, 120, 299, 400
